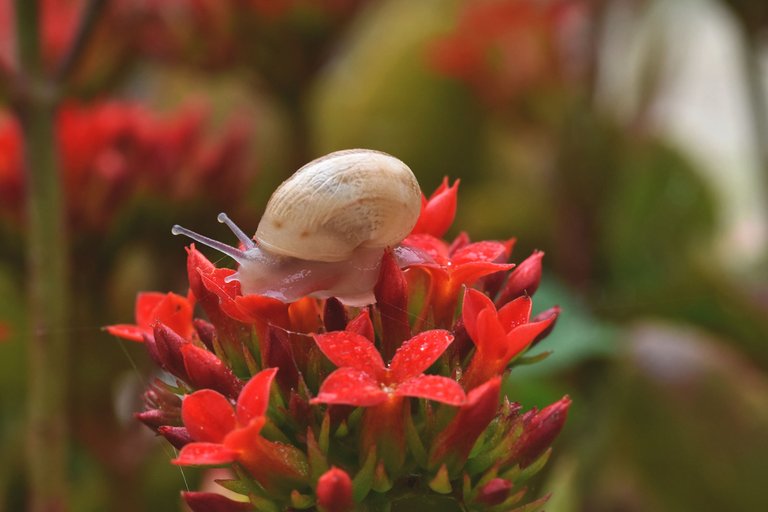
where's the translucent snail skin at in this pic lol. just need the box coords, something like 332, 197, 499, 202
172, 149, 425, 306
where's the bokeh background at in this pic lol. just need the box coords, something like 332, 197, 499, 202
1, 0, 768, 510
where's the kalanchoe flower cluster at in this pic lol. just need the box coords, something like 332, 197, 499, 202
108, 180, 570, 511
429, 0, 589, 107
0, 102, 252, 230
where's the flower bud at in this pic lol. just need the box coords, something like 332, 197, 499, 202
153, 322, 190, 380
513, 396, 571, 468
181, 343, 243, 399
476, 478, 513, 506
323, 297, 347, 332
193, 318, 217, 351
497, 251, 544, 306
157, 426, 192, 449
374, 248, 411, 361
134, 409, 172, 431
316, 467, 353, 512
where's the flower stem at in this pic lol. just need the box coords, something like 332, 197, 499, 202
14, 1, 69, 510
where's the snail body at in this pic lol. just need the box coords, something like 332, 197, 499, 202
172, 149, 423, 305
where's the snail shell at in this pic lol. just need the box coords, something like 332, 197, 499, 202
172, 149, 425, 305
256, 149, 421, 262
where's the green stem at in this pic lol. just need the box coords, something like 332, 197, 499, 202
14, 1, 70, 510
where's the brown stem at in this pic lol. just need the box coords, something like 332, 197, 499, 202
54, 0, 109, 82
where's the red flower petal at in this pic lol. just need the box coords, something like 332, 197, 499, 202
236, 367, 278, 425
172, 442, 238, 466
449, 261, 515, 289
231, 294, 290, 328
461, 288, 495, 346
504, 316, 558, 361
497, 295, 533, 331
104, 324, 145, 342
311, 368, 387, 407
389, 330, 454, 383
475, 308, 508, 360
135, 292, 167, 327
450, 241, 510, 265
182, 389, 236, 443
346, 309, 374, 343
312, 331, 385, 377
395, 375, 466, 405
402, 233, 450, 264
140, 292, 194, 340
410, 177, 459, 238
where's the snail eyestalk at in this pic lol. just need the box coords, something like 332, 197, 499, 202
171, 224, 248, 263
217, 212, 256, 250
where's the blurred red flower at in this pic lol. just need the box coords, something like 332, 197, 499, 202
429, 0, 588, 106
0, 101, 253, 230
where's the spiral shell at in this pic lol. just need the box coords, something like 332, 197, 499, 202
255, 149, 422, 262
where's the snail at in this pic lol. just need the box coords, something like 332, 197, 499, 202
172, 149, 425, 306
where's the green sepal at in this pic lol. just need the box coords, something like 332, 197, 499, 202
502, 449, 552, 484
334, 419, 349, 438
250, 494, 281, 512
319, 411, 331, 454
498, 492, 550, 512
405, 407, 427, 468
352, 448, 377, 502
462, 473, 472, 502
241, 332, 261, 376
290, 490, 315, 509
372, 460, 393, 493
306, 428, 329, 484
259, 419, 292, 445
428, 464, 452, 495
510, 351, 552, 367
214, 478, 250, 495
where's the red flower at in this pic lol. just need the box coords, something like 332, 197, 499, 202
0, 101, 253, 230
312, 328, 466, 473
410, 177, 460, 238
461, 288, 558, 389
428, 0, 587, 106
311, 330, 465, 407
174, 368, 308, 491
403, 233, 514, 327
106, 291, 194, 342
